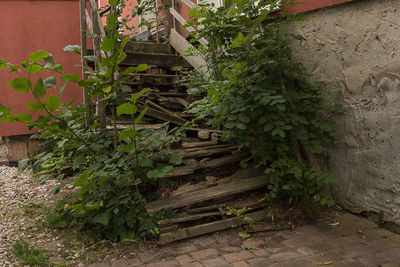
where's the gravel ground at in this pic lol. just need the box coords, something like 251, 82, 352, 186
0, 165, 61, 266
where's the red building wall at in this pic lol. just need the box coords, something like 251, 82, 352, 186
0, 0, 84, 137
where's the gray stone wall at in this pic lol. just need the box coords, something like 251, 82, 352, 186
288, 0, 400, 224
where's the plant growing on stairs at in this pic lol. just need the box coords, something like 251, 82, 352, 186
0, 0, 183, 241
186, 0, 344, 210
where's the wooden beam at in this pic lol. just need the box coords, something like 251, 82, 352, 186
169, 8, 208, 45
159, 210, 266, 243
181, 0, 197, 9
170, 29, 209, 77
146, 175, 269, 213
163, 152, 248, 178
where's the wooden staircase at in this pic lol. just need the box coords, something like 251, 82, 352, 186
80, 0, 273, 244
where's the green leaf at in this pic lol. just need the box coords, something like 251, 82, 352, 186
130, 88, 150, 103
15, 113, 32, 121
61, 73, 80, 82
29, 50, 49, 61
101, 36, 115, 52
93, 212, 109, 226
73, 154, 85, 169
26, 101, 44, 111
45, 95, 61, 111
74, 170, 89, 186
134, 108, 147, 125
64, 45, 81, 55
116, 102, 137, 116
119, 129, 138, 140
9, 78, 31, 93
26, 63, 42, 74
58, 82, 68, 93
122, 66, 135, 75
43, 77, 57, 88
0, 58, 7, 69
117, 52, 127, 63
109, 0, 119, 6
169, 153, 183, 165
134, 64, 148, 72
236, 123, 247, 130
33, 78, 46, 99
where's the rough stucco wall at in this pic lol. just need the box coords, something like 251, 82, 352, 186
289, 0, 400, 224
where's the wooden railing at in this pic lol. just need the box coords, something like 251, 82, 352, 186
169, 0, 209, 77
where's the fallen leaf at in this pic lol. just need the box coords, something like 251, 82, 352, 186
318, 261, 333, 266
328, 222, 340, 226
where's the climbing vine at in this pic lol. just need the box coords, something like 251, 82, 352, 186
186, 0, 343, 209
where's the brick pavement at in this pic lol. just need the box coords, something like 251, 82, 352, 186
90, 212, 400, 267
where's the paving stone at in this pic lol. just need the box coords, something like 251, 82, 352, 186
264, 247, 281, 254
241, 238, 265, 249
146, 260, 179, 267
327, 260, 366, 267
307, 251, 345, 264
268, 252, 302, 262
201, 256, 230, 267
307, 241, 335, 253
250, 249, 270, 257
381, 263, 399, 267
357, 256, 388, 267
223, 251, 254, 263
366, 236, 400, 249
179, 245, 198, 254
181, 262, 203, 267
222, 246, 242, 253
232, 261, 250, 267
328, 236, 364, 248
335, 243, 378, 259
281, 258, 315, 267
246, 257, 271, 267
293, 225, 320, 235
375, 247, 400, 262
273, 230, 295, 239
139, 251, 160, 263
281, 235, 322, 248
176, 255, 194, 265
191, 248, 218, 261
296, 246, 315, 256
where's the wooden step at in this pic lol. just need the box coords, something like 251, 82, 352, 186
121, 52, 192, 68
159, 210, 267, 243
163, 152, 248, 178
146, 175, 269, 213
125, 41, 173, 54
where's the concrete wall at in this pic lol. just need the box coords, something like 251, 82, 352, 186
288, 0, 400, 224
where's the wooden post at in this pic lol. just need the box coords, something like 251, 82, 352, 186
79, 0, 89, 106
90, 0, 106, 124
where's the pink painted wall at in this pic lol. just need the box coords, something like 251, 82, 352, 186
0, 0, 83, 137
285, 0, 354, 14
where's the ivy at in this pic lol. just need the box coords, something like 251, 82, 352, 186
187, 0, 344, 209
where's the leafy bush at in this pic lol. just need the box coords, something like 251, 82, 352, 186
186, 0, 343, 208
0, 0, 183, 241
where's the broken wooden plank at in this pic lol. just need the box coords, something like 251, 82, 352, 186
138, 105, 187, 126
145, 100, 186, 124
163, 152, 248, 178
181, 140, 218, 148
146, 175, 269, 213
174, 145, 237, 159
158, 211, 222, 226
121, 52, 192, 68
125, 41, 172, 54
170, 29, 209, 77
159, 210, 266, 243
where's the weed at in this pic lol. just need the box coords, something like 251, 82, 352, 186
12, 240, 49, 266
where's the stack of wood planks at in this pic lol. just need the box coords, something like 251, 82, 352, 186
109, 40, 274, 243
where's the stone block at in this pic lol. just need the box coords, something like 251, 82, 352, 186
190, 248, 218, 260
223, 251, 253, 263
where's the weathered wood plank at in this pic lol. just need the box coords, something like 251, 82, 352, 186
125, 42, 172, 54
159, 210, 266, 243
173, 145, 237, 159
158, 211, 222, 226
146, 175, 268, 213
121, 52, 192, 68
170, 29, 209, 77
163, 152, 247, 178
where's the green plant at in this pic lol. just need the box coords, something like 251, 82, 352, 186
0, 0, 184, 242
12, 240, 49, 266
225, 206, 254, 239
186, 0, 343, 209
